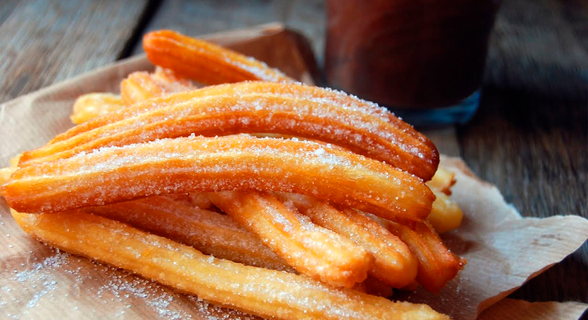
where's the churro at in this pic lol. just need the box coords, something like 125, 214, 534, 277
85, 196, 291, 271
427, 166, 456, 195
371, 215, 466, 293
116, 67, 381, 288
279, 193, 418, 288
11, 209, 448, 320
143, 30, 294, 85
152, 66, 196, 91
71, 93, 125, 124
87, 194, 398, 295
4, 135, 434, 222
209, 191, 372, 288
120, 71, 166, 105
19, 82, 438, 180
428, 188, 463, 233
120, 67, 195, 105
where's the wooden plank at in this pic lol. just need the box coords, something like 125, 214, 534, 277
463, 0, 588, 303
0, 0, 149, 103
458, 88, 587, 303
134, 0, 292, 48
485, 0, 588, 100
130, 0, 325, 62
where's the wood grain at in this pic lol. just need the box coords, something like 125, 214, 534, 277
486, 0, 588, 101
456, 3, 587, 303
0, 0, 149, 103
130, 0, 325, 63
458, 88, 587, 303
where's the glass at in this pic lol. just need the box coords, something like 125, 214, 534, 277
325, 0, 501, 126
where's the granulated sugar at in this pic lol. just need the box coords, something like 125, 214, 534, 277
2, 248, 257, 319
186, 296, 258, 320
12, 252, 68, 309
96, 274, 191, 320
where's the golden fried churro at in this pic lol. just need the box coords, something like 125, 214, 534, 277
71, 93, 126, 124
278, 193, 418, 288
5, 135, 434, 221
85, 196, 291, 271
371, 215, 466, 293
427, 166, 456, 195
120, 67, 196, 105
11, 209, 448, 320
209, 191, 372, 288
19, 82, 438, 180
119, 68, 211, 211
41, 83, 254, 147
120, 71, 165, 105
71, 69, 194, 124
143, 30, 294, 85
425, 167, 462, 233
428, 188, 463, 233
152, 66, 196, 91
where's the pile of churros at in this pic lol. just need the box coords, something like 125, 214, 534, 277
1, 30, 466, 319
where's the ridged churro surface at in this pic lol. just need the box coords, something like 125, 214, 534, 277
280, 193, 418, 288
210, 191, 372, 288
20, 82, 438, 180
11, 209, 448, 320
5, 135, 435, 221
86, 196, 291, 271
144, 30, 294, 85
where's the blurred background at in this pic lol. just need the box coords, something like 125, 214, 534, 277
2, 0, 586, 102
0, 0, 586, 308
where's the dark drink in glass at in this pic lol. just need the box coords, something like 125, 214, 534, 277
325, 0, 501, 125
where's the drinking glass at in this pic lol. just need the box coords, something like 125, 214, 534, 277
325, 0, 501, 126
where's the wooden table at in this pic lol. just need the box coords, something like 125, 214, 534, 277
1, 0, 586, 308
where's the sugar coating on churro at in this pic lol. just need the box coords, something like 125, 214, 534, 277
279, 193, 419, 288
5, 135, 434, 221
227, 56, 285, 82
20, 82, 438, 180
71, 93, 125, 124
143, 30, 293, 85
11, 210, 449, 320
209, 191, 372, 288
86, 196, 292, 272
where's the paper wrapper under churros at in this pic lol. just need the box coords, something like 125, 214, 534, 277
0, 23, 587, 320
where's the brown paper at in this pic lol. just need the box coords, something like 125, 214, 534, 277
0, 23, 587, 320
